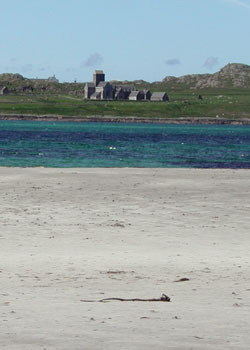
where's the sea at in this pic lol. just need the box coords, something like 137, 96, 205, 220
0, 120, 250, 168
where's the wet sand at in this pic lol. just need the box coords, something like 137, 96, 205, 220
1, 168, 250, 349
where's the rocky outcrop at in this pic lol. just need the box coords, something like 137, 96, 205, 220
0, 73, 24, 81
162, 63, 250, 89
0, 74, 85, 95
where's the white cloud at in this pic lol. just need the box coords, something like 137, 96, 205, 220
83, 53, 103, 67
21, 64, 33, 73
203, 57, 219, 70
165, 58, 181, 66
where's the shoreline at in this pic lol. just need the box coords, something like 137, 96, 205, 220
1, 113, 250, 124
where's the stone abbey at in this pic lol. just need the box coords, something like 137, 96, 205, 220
84, 70, 168, 102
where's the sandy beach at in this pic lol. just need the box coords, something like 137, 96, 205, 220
1, 167, 250, 349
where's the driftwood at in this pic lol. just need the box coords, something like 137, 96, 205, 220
80, 293, 170, 303
174, 277, 190, 282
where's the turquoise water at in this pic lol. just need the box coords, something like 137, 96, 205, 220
0, 120, 250, 168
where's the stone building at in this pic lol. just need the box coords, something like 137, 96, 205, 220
114, 87, 126, 100
93, 70, 105, 86
96, 81, 113, 99
113, 85, 134, 100
129, 90, 145, 101
47, 75, 59, 83
85, 70, 113, 100
85, 82, 95, 99
84, 70, 169, 102
151, 92, 169, 102
90, 91, 101, 100
143, 89, 152, 100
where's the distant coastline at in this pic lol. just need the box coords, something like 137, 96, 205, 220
0, 113, 250, 125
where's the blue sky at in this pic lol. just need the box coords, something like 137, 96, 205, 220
1, 0, 250, 82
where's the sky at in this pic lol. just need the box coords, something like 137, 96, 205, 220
1, 0, 250, 82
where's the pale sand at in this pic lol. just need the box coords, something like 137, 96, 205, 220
1, 168, 250, 349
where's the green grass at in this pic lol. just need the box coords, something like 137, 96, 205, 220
0, 89, 250, 120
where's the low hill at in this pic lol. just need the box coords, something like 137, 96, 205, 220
0, 73, 84, 95
0, 63, 250, 95
161, 63, 250, 89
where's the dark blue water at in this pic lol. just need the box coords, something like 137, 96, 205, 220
0, 120, 250, 168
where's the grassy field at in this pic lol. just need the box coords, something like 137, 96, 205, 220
0, 89, 250, 120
